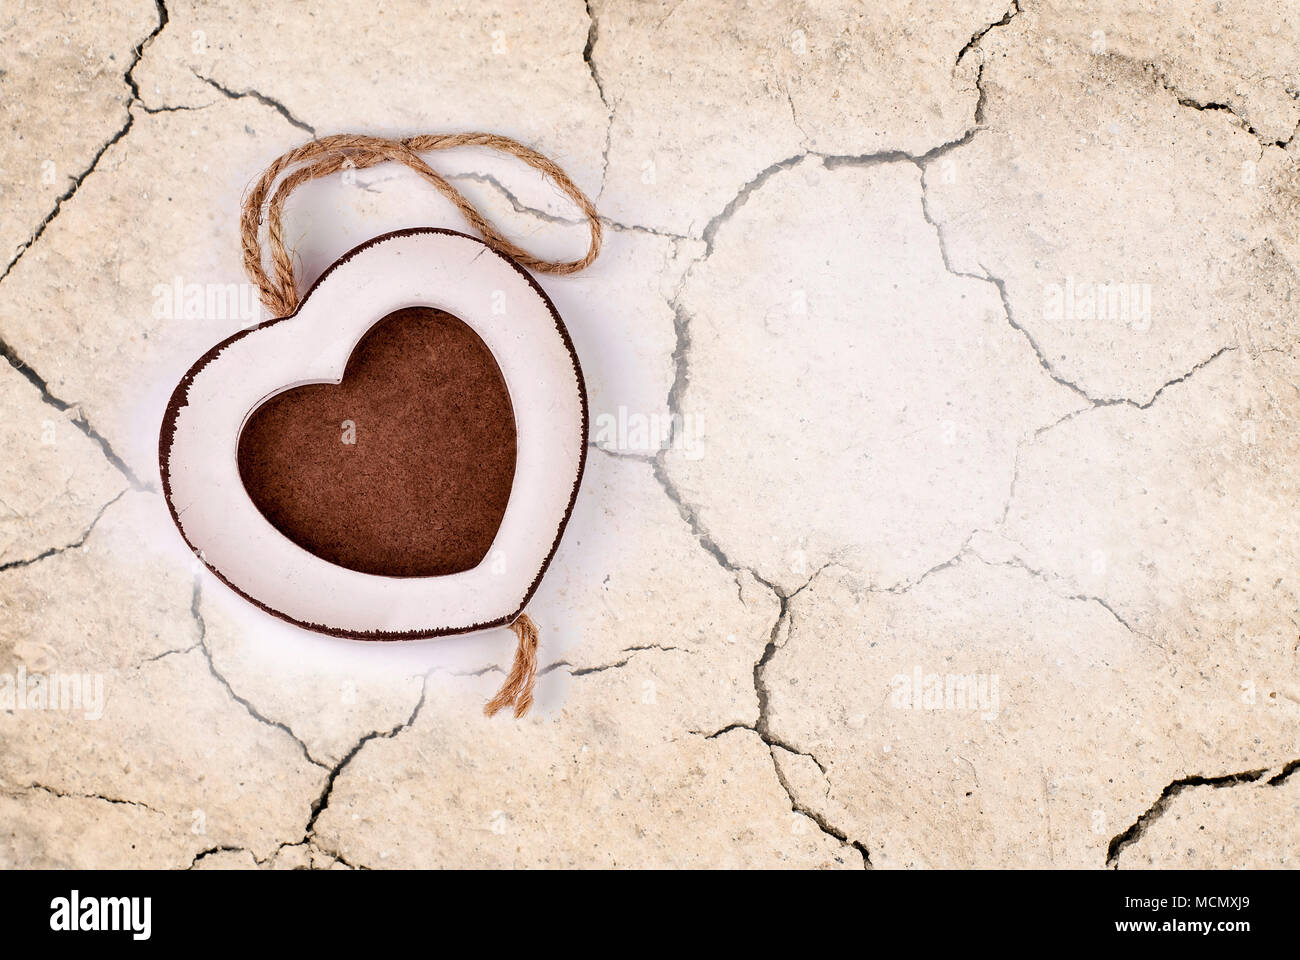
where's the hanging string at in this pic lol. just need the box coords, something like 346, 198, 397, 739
482, 613, 540, 719
240, 132, 602, 317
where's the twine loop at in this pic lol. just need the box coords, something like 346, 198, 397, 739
240, 132, 603, 318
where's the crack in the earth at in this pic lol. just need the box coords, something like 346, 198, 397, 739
546, 643, 686, 678
698, 154, 805, 258
982, 267, 1103, 405
661, 274, 695, 447
1105, 766, 1281, 867
0, 1, 169, 287
881, 531, 977, 596
300, 678, 428, 846
691, 722, 869, 867
0, 340, 151, 491
967, 547, 1147, 642
1268, 760, 1300, 786
0, 2, 171, 493
1121, 346, 1238, 410
445, 171, 692, 242
913, 184, 1240, 412
195, 74, 316, 136
985, 256, 1238, 409
750, 567, 822, 745
447, 171, 585, 228
187, 844, 249, 869
583, 0, 614, 192
749, 567, 872, 867
267, 840, 364, 871
650, 453, 750, 603
914, 150, 1115, 415
136, 102, 204, 115
137, 642, 200, 667
660, 537, 869, 864
312, 844, 365, 870
1147, 63, 1297, 150
954, 0, 1020, 70
189, 838, 362, 870
986, 404, 1094, 542
785, 87, 811, 147
919, 46, 1247, 416
769, 744, 871, 867
1069, 591, 1137, 634
19, 781, 158, 814
190, 576, 326, 769
589, 443, 656, 462
692, 720, 754, 740
0, 488, 126, 573
123, 1, 170, 103
0, 128, 132, 286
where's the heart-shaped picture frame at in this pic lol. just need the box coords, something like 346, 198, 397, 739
160, 227, 588, 639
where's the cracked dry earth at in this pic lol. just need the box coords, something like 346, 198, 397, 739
1, 0, 1298, 870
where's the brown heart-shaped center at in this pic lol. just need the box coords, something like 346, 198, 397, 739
236, 306, 517, 577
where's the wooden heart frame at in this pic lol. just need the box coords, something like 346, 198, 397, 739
160, 227, 588, 639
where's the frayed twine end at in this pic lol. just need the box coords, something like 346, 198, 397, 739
484, 612, 540, 719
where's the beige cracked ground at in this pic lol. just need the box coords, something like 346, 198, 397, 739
1, 0, 1298, 869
